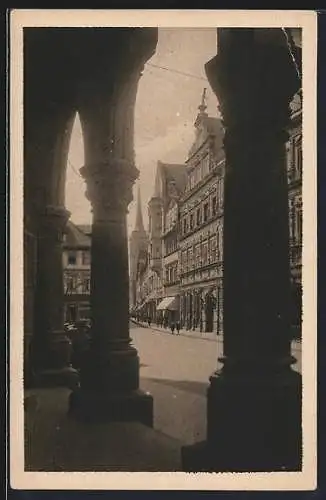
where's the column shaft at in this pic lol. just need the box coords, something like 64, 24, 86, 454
182, 28, 302, 472
69, 68, 154, 426
32, 206, 78, 387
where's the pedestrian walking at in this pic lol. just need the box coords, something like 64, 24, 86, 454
148, 316, 151, 327
176, 321, 180, 335
170, 322, 175, 335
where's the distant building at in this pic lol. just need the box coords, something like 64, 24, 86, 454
132, 162, 187, 323
131, 89, 302, 338
287, 91, 303, 338
63, 221, 91, 323
157, 161, 187, 324
129, 186, 149, 311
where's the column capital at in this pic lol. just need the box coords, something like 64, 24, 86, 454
38, 205, 70, 240
80, 158, 139, 220
205, 29, 301, 140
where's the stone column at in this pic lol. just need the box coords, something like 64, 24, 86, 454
68, 58, 154, 425
69, 158, 153, 425
182, 28, 302, 472
32, 205, 78, 387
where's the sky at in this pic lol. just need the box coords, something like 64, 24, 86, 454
65, 28, 219, 235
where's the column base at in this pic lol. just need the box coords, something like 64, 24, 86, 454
182, 366, 302, 472
30, 333, 79, 389
68, 343, 153, 427
32, 366, 79, 390
69, 388, 153, 427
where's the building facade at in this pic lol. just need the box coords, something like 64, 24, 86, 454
132, 161, 187, 323
63, 222, 92, 324
178, 89, 225, 333
132, 88, 302, 338
287, 91, 303, 338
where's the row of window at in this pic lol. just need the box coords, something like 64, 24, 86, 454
64, 274, 91, 294
181, 181, 224, 237
289, 200, 302, 245
287, 136, 302, 183
181, 232, 222, 273
186, 153, 211, 193
137, 272, 163, 301
164, 234, 178, 256
165, 262, 179, 286
65, 250, 91, 266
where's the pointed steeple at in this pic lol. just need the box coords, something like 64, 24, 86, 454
195, 88, 208, 128
199, 87, 207, 114
134, 184, 145, 233
153, 161, 162, 198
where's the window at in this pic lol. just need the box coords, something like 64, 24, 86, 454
82, 251, 91, 266
195, 244, 201, 268
296, 204, 302, 244
203, 203, 209, 222
182, 250, 187, 273
82, 277, 90, 293
210, 236, 217, 263
68, 251, 77, 265
202, 154, 209, 177
188, 247, 193, 270
296, 143, 302, 177
196, 208, 201, 226
218, 178, 224, 208
289, 200, 295, 240
202, 241, 208, 266
65, 275, 76, 294
189, 214, 194, 231
212, 196, 217, 216
183, 218, 187, 235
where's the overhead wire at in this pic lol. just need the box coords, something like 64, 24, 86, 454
68, 158, 83, 179
145, 62, 207, 82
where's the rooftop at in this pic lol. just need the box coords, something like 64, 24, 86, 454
63, 221, 91, 249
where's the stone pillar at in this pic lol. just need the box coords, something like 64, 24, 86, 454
182, 29, 302, 472
32, 205, 78, 387
68, 48, 154, 424
69, 158, 153, 425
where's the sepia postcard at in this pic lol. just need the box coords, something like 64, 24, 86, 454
10, 9, 317, 492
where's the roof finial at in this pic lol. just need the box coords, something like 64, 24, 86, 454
198, 87, 207, 114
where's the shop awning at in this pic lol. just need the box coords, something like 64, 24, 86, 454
157, 296, 179, 311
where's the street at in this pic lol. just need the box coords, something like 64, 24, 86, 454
130, 323, 221, 446
130, 323, 302, 447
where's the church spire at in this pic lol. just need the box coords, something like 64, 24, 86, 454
134, 184, 145, 233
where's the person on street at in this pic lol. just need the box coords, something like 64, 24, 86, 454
170, 322, 175, 335
148, 316, 151, 327
176, 321, 180, 335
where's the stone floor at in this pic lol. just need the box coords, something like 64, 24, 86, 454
24, 324, 302, 471
25, 388, 182, 471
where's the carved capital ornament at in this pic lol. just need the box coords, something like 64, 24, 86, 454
80, 159, 139, 219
